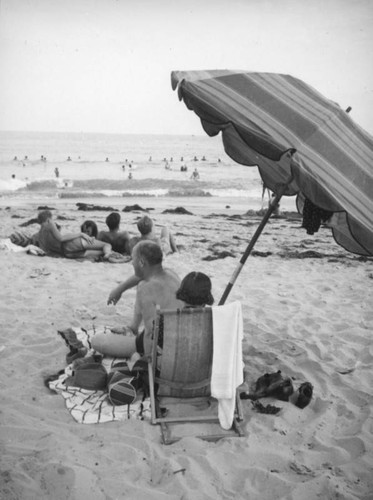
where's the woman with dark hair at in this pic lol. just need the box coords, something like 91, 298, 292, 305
176, 271, 214, 307
81, 220, 98, 238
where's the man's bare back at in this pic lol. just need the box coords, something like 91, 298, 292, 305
134, 268, 183, 354
98, 230, 130, 254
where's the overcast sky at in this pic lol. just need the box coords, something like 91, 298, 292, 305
0, 0, 372, 135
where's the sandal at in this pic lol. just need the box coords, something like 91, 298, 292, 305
293, 382, 313, 409
57, 328, 84, 349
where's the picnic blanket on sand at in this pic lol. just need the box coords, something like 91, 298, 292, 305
49, 326, 151, 424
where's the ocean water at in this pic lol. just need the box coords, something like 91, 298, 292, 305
0, 131, 229, 164
0, 131, 296, 210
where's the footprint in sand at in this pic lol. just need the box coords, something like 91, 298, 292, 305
29, 268, 51, 279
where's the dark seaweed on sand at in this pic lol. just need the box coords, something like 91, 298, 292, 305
76, 202, 118, 212
122, 204, 148, 212
202, 250, 236, 261
162, 206, 194, 215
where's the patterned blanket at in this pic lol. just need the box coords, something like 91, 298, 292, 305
48, 326, 151, 424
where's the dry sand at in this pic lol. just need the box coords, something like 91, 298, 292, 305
0, 197, 372, 500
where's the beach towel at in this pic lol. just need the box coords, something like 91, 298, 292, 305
10, 230, 33, 247
0, 237, 45, 255
48, 326, 151, 424
211, 301, 244, 430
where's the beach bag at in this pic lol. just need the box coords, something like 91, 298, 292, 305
107, 371, 137, 406
110, 358, 149, 396
65, 362, 108, 391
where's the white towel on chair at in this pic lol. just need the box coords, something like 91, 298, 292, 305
211, 301, 244, 430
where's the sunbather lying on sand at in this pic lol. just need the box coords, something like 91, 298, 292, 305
35, 210, 127, 262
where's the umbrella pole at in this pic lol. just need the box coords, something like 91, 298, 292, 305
218, 190, 284, 305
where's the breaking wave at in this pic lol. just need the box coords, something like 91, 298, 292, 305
3, 177, 258, 199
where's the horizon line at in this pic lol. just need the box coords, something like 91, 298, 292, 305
0, 129, 206, 137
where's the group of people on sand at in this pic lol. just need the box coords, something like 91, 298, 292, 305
30, 208, 212, 363
15, 210, 178, 263
11, 207, 216, 379
88, 241, 312, 410
91, 239, 214, 359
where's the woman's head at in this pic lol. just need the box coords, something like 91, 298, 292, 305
81, 220, 98, 238
176, 272, 214, 306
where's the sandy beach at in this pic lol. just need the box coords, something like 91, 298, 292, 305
1, 0, 373, 494
0, 195, 372, 500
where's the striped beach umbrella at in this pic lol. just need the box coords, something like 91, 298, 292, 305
171, 71, 373, 303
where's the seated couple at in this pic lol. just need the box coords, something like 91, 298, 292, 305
35, 210, 127, 262
91, 240, 213, 358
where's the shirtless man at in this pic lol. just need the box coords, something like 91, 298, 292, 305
97, 212, 131, 254
91, 241, 183, 358
129, 215, 178, 255
108, 217, 178, 304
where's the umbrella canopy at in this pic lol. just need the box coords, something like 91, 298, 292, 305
171, 70, 373, 257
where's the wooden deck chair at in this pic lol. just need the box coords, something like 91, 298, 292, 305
148, 306, 244, 444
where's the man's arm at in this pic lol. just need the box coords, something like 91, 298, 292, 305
46, 220, 91, 244
128, 285, 144, 335
107, 274, 142, 305
60, 232, 92, 243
